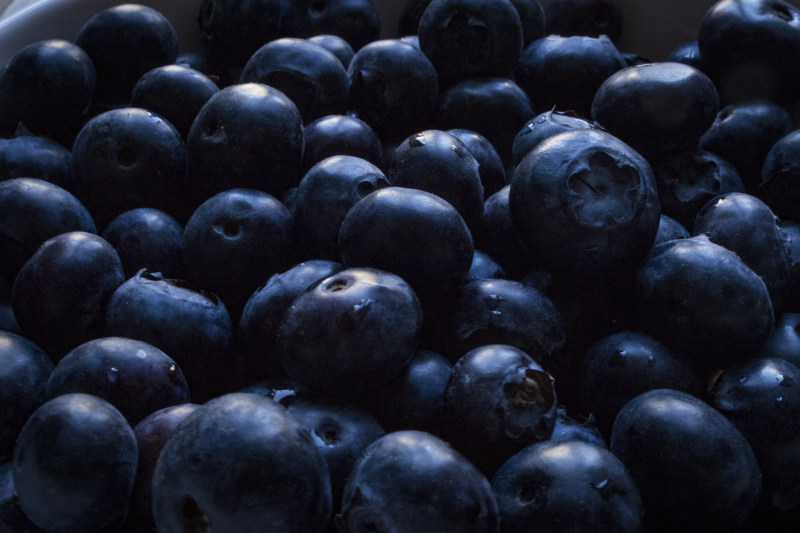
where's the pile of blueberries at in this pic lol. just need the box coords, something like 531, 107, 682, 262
1, 0, 800, 531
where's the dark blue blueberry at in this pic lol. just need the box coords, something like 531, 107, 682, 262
293, 155, 389, 261
473, 185, 536, 278
442, 344, 558, 475
666, 40, 703, 69
467, 249, 507, 282
277, 267, 423, 396
13, 393, 138, 533
301, 114, 383, 174
591, 62, 719, 158
653, 214, 690, 245
101, 207, 186, 280
282, 0, 381, 51
307, 34, 355, 69
0, 134, 73, 190
337, 430, 499, 532
447, 128, 506, 199
511, 109, 600, 169
238, 259, 343, 380
544, 0, 623, 42
758, 312, 800, 367
104, 270, 234, 402
509, 128, 661, 281
0, 331, 53, 463
339, 187, 474, 300
549, 407, 607, 448
71, 107, 190, 229
152, 393, 332, 532
0, 39, 95, 144
181, 188, 296, 319
130, 64, 220, 140
187, 83, 304, 204
75, 4, 178, 106
759, 129, 800, 221
418, 0, 523, 87
492, 440, 642, 533
11, 231, 123, 361
240, 38, 349, 124
347, 39, 439, 142
510, 0, 546, 45
610, 389, 762, 532
0, 178, 96, 285
45, 336, 190, 426
388, 129, 484, 230
634, 235, 774, 370
515, 34, 625, 118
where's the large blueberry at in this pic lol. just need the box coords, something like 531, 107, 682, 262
301, 114, 382, 174
11, 231, 123, 360
152, 393, 332, 532
187, 83, 304, 203
509, 128, 661, 281
13, 393, 138, 533
337, 430, 499, 532
277, 267, 422, 396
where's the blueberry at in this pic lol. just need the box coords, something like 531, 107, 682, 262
653, 214, 691, 245
130, 64, 220, 140
473, 185, 535, 278
301, 114, 383, 174
447, 128, 506, 199
549, 407, 607, 447
0, 39, 95, 143
758, 312, 800, 367
759, 129, 800, 221
0, 134, 73, 190
337, 430, 499, 532
45, 336, 190, 426
666, 40, 703, 69
511, 109, 601, 168
467, 249, 507, 281
75, 4, 178, 106
610, 389, 762, 532
282, 0, 381, 51
152, 392, 332, 532
492, 440, 642, 533
13, 393, 138, 533
240, 37, 349, 124
12, 231, 124, 360
186, 83, 304, 204
307, 34, 355, 69
277, 267, 423, 396
71, 107, 190, 229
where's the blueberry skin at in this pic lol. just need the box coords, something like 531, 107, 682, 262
434, 77, 533, 164
759, 129, 800, 221
293, 155, 389, 261
0, 39, 94, 143
759, 312, 800, 367
71, 107, 190, 229
492, 440, 642, 533
13, 393, 138, 533
0, 331, 53, 463
307, 34, 355, 69
442, 344, 558, 475
45, 336, 190, 426
282, 0, 381, 51
653, 214, 690, 245
129, 403, 200, 527
104, 270, 234, 402
698, 100, 794, 192
0, 135, 72, 190
509, 0, 546, 45
130, 64, 220, 140
11, 232, 124, 361
651, 149, 745, 231
473, 185, 535, 278
182, 188, 296, 318
511, 109, 600, 168
635, 235, 775, 370
0, 178, 96, 285
610, 389, 762, 532
283, 394, 385, 508
356, 348, 453, 435
339, 187, 474, 300
346, 39, 439, 142
301, 114, 382, 174
549, 407, 607, 448
388, 130, 484, 230
75, 4, 178, 106
591, 62, 719, 158
337, 430, 499, 533
187, 83, 304, 204
277, 267, 423, 396
418, 0, 523, 88
699, 0, 800, 105
711, 357, 800, 511
467, 249, 507, 281
197, 0, 288, 67
152, 393, 332, 532
515, 34, 625, 118
101, 207, 186, 280
579, 330, 705, 437
509, 128, 661, 281
694, 192, 793, 309
448, 128, 506, 199
238, 259, 343, 379
240, 38, 348, 124
544, 0, 623, 43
